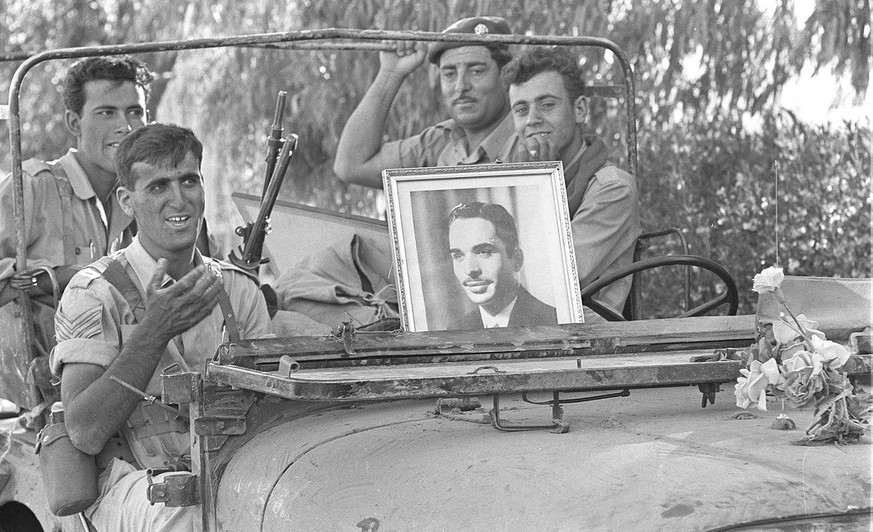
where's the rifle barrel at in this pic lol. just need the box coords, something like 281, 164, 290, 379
261, 91, 287, 201
243, 134, 298, 265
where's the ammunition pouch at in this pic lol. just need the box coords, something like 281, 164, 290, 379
122, 401, 190, 470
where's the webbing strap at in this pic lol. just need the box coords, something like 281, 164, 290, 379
55, 179, 76, 266
102, 260, 146, 321
129, 414, 187, 441
217, 285, 241, 342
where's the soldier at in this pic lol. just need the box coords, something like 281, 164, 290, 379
50, 124, 272, 530
0, 56, 153, 362
334, 16, 516, 188
504, 47, 641, 320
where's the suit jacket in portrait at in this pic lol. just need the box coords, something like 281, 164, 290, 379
448, 287, 557, 331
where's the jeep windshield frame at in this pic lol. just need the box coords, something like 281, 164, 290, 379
3, 29, 638, 404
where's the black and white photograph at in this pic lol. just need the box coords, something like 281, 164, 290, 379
383, 163, 584, 332
0, 2, 869, 531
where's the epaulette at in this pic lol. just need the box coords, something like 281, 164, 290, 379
66, 265, 105, 290
21, 158, 52, 177
65, 255, 117, 290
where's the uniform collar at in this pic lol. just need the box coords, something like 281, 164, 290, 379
58, 148, 101, 201
124, 235, 205, 292
447, 111, 515, 163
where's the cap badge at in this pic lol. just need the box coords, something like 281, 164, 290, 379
474, 23, 489, 35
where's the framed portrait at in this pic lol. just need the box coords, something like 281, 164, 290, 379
383, 162, 584, 332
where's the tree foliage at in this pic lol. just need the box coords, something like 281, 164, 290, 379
638, 113, 870, 316
1, 0, 869, 315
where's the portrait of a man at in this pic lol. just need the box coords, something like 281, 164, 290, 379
383, 163, 583, 332
446, 202, 557, 330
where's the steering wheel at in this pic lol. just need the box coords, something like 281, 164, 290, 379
580, 255, 739, 321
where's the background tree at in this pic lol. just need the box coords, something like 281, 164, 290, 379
2, 0, 869, 315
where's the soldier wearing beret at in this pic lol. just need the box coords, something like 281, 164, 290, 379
334, 16, 517, 188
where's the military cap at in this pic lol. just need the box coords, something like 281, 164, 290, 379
427, 16, 512, 65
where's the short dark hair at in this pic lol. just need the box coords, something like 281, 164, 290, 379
63, 56, 154, 116
115, 123, 203, 189
489, 47, 514, 70
448, 202, 519, 253
503, 47, 587, 100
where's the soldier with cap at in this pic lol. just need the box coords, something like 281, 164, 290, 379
334, 16, 517, 188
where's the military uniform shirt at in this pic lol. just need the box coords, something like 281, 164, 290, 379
0, 148, 134, 292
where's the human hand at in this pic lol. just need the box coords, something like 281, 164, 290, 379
521, 133, 560, 162
378, 40, 426, 78
141, 259, 221, 341
10, 264, 82, 303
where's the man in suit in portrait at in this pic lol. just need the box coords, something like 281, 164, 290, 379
447, 201, 557, 330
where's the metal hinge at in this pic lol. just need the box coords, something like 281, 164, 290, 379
146, 470, 199, 507
161, 368, 201, 404
193, 416, 247, 437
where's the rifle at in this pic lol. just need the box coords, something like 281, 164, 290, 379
229, 91, 298, 275
261, 91, 287, 201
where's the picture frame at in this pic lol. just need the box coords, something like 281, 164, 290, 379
383, 162, 584, 332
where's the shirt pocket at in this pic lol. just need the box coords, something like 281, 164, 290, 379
72, 241, 99, 266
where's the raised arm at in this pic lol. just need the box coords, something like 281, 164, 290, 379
58, 260, 220, 455
333, 41, 426, 188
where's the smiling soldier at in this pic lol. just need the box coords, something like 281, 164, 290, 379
334, 16, 517, 188
0, 57, 153, 401
447, 201, 557, 330
0, 56, 153, 309
50, 124, 271, 530
505, 47, 641, 321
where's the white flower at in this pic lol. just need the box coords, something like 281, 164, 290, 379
752, 266, 785, 294
781, 350, 823, 377
759, 358, 784, 385
735, 359, 783, 411
810, 335, 851, 370
772, 314, 824, 344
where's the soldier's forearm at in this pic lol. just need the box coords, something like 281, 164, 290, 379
333, 71, 407, 186
63, 327, 172, 455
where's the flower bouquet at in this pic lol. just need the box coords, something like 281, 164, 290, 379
735, 266, 870, 445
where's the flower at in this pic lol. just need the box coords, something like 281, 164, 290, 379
781, 370, 825, 408
752, 266, 785, 294
735, 359, 783, 411
772, 314, 823, 345
809, 335, 850, 370
737, 267, 870, 444
778, 351, 826, 408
